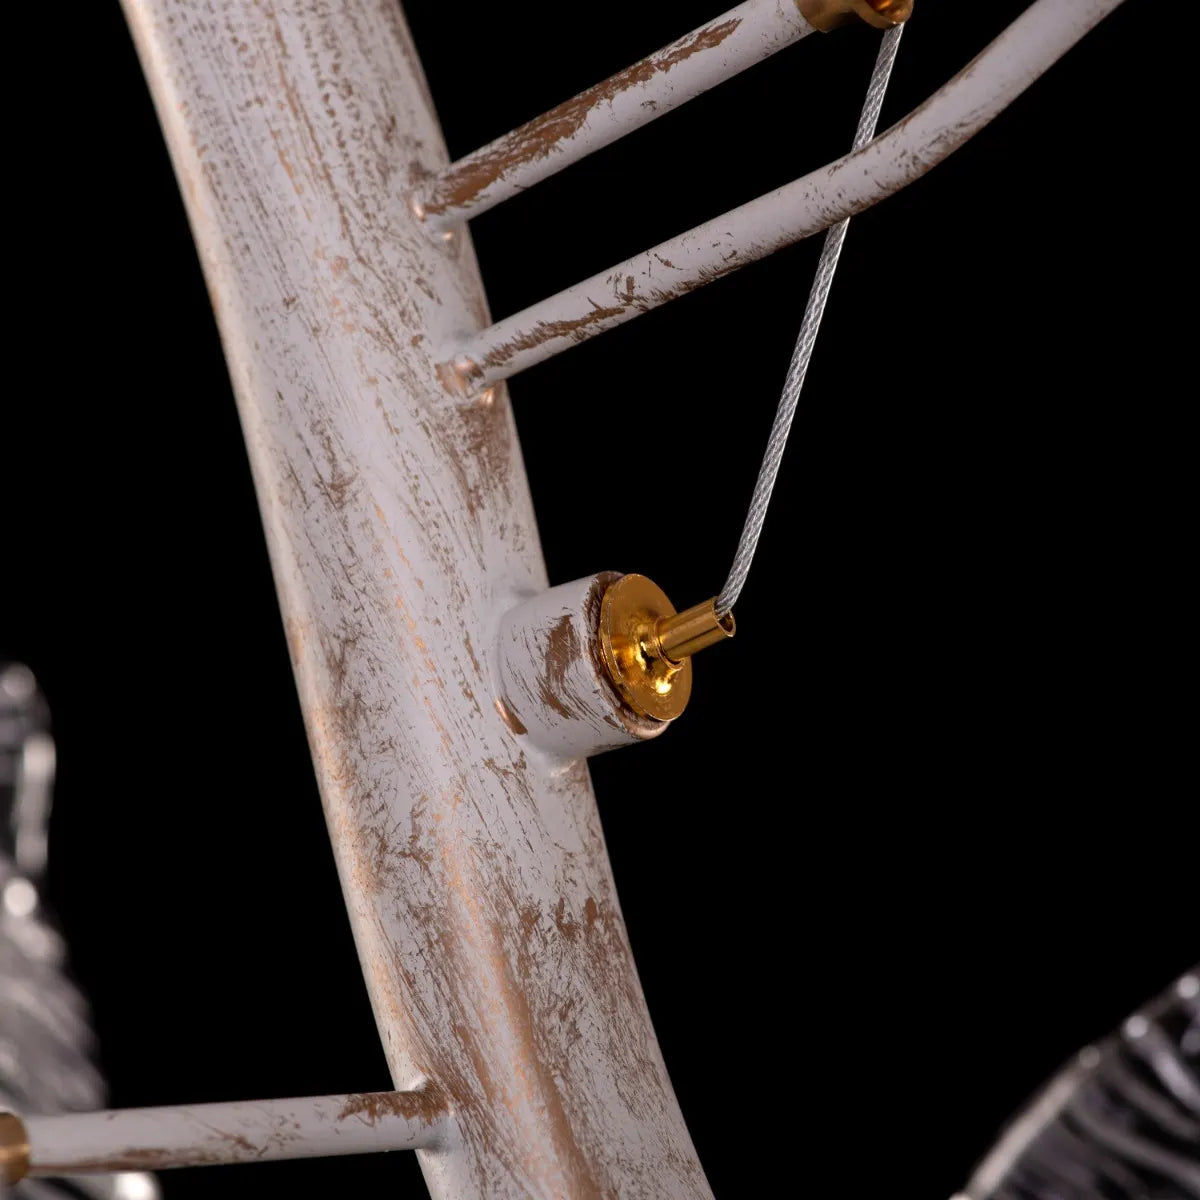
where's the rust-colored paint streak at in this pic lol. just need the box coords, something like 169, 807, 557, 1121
482, 303, 627, 370
494, 695, 528, 736
415, 875, 575, 1191
337, 1086, 448, 1127
539, 614, 579, 720
462, 631, 484, 678
40, 1148, 229, 1171
554, 896, 580, 941
423, 18, 743, 216
216, 1131, 258, 1155
491, 919, 603, 1198
477, 252, 752, 373
451, 396, 515, 517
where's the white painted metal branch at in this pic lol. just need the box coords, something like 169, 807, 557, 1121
413, 0, 814, 229
11, 1090, 448, 1178
445, 0, 1124, 392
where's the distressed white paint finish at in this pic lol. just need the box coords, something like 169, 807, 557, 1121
448, 0, 1126, 390
23, 1091, 446, 1175
120, 2, 711, 1198
493, 574, 666, 758
414, 0, 814, 229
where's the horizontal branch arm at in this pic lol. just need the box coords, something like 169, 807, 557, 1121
413, 0, 814, 228
4, 1090, 448, 1180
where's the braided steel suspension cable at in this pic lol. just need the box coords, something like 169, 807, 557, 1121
715, 23, 904, 618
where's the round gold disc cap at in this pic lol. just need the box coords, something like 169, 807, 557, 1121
598, 574, 692, 722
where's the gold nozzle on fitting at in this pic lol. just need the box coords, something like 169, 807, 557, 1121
1, 1112, 30, 1185
655, 598, 736, 664
598, 575, 735, 723
797, 0, 913, 32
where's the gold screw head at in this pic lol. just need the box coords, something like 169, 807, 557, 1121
597, 575, 734, 723
599, 574, 692, 722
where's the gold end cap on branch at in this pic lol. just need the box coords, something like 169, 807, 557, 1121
598, 574, 735, 723
797, 0, 913, 32
0, 1112, 30, 1185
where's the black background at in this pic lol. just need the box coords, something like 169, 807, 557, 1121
2, 2, 1192, 1197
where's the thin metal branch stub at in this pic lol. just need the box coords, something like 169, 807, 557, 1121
8, 1090, 450, 1178
443, 0, 1125, 394
412, 0, 814, 230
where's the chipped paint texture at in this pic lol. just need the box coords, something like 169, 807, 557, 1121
416, 0, 814, 228
451, 0, 1125, 390
494, 574, 666, 758
119, 1, 711, 1197
24, 1092, 447, 1175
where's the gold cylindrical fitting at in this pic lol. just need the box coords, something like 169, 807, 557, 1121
797, 0, 913, 32
0, 1112, 30, 1185
654, 599, 735, 665
598, 575, 735, 723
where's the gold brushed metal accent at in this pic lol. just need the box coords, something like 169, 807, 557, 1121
598, 575, 734, 722
797, 0, 913, 32
0, 1112, 30, 1185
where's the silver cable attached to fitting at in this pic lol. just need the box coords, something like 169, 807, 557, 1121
716, 22, 905, 618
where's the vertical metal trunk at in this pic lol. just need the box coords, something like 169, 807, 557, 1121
119, 2, 711, 1197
